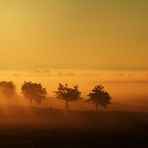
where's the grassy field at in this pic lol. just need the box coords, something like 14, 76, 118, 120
0, 106, 148, 148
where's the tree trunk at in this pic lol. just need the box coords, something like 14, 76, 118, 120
95, 104, 99, 112
7, 99, 10, 106
30, 98, 33, 107
65, 101, 69, 115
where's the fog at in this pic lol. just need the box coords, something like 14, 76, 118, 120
0, 69, 148, 111
0, 76, 147, 142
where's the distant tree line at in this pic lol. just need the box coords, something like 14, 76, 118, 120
0, 81, 111, 112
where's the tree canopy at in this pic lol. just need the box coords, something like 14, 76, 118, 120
0, 81, 16, 98
87, 85, 111, 111
54, 83, 82, 111
21, 82, 47, 106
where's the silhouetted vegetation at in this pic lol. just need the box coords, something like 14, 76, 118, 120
0, 81, 16, 103
21, 82, 47, 107
0, 81, 113, 112
0, 82, 147, 148
54, 83, 82, 112
87, 85, 111, 111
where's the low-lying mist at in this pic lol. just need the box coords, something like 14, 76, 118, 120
0, 69, 147, 130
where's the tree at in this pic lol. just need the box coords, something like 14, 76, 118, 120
21, 82, 47, 107
54, 83, 82, 112
0, 81, 16, 103
87, 85, 111, 111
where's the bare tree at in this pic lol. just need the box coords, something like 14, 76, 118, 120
21, 82, 47, 107
54, 83, 82, 113
0, 81, 16, 104
87, 85, 111, 111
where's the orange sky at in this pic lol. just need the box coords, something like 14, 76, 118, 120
0, 0, 148, 104
0, 0, 148, 70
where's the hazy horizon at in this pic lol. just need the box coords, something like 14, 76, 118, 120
0, 69, 148, 108
0, 0, 148, 109
0, 1, 148, 147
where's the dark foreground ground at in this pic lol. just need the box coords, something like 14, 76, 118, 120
0, 106, 148, 148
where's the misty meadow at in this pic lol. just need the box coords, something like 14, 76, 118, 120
0, 0, 148, 147
0, 80, 147, 147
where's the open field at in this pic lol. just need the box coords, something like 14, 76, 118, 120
0, 106, 147, 147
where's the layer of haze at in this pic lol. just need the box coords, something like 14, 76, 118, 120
0, 0, 148, 111
0, 69, 148, 112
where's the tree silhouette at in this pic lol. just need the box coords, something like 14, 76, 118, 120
87, 85, 111, 111
0, 81, 16, 103
21, 82, 47, 107
54, 83, 81, 112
